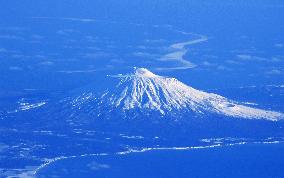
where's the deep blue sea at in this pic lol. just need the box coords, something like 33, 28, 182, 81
37, 143, 284, 178
0, 1, 284, 177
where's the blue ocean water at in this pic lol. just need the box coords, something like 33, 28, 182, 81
37, 143, 284, 178
0, 1, 284, 177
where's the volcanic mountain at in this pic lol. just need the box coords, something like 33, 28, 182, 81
62, 68, 284, 121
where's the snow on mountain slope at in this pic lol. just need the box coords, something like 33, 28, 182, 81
105, 68, 284, 120
68, 68, 284, 121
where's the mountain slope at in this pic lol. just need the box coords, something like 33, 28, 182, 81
64, 68, 284, 121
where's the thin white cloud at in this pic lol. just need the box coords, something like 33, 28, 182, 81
32, 17, 96, 23
132, 52, 159, 58
84, 52, 113, 59
143, 39, 167, 43
84, 35, 99, 43
57, 67, 111, 74
39, 61, 54, 66
57, 69, 99, 74
275, 43, 284, 48
60, 17, 96, 22
266, 69, 282, 75
154, 66, 194, 71
161, 51, 185, 60
237, 54, 274, 62
237, 54, 252, 60
216, 65, 231, 71
174, 30, 196, 35
225, 60, 242, 65
170, 37, 208, 49
157, 36, 208, 70
202, 61, 217, 66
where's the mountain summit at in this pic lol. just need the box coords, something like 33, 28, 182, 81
133, 67, 157, 77
66, 68, 284, 121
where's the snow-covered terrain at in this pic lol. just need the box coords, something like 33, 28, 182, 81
66, 68, 284, 121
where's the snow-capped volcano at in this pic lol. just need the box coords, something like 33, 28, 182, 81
66, 68, 284, 121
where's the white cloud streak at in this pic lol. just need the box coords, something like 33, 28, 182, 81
157, 36, 208, 71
